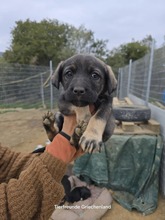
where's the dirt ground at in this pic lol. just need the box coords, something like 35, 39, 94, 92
0, 108, 165, 220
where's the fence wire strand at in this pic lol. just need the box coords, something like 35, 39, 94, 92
0, 63, 59, 109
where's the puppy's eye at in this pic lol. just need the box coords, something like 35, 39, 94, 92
91, 72, 100, 80
65, 70, 73, 79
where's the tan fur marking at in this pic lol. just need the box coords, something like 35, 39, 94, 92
53, 123, 59, 132
82, 116, 106, 141
71, 106, 91, 123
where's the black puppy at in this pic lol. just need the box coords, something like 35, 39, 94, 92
43, 54, 117, 153
60, 175, 91, 204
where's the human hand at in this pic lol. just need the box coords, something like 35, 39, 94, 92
46, 105, 95, 163
61, 104, 95, 136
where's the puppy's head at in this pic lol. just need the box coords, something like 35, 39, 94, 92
52, 54, 117, 107
67, 186, 91, 203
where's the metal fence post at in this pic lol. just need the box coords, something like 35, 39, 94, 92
118, 68, 123, 99
117, 68, 120, 98
127, 59, 132, 97
40, 73, 45, 108
50, 60, 53, 110
146, 40, 155, 106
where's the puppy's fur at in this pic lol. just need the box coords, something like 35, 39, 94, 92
43, 54, 117, 153
61, 175, 91, 204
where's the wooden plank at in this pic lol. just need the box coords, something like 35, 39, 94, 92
124, 97, 134, 105
114, 120, 160, 135
122, 121, 134, 132
115, 126, 159, 135
147, 119, 160, 133
113, 97, 120, 106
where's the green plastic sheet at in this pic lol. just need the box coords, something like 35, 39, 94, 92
73, 135, 163, 215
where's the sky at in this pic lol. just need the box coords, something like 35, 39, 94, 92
0, 0, 165, 52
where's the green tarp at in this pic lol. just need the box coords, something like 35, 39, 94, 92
73, 135, 163, 215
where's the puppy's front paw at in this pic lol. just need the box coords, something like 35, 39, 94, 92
70, 121, 88, 149
43, 111, 56, 130
43, 111, 59, 141
79, 131, 104, 153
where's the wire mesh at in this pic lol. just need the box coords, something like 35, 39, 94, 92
119, 44, 165, 107
0, 63, 59, 109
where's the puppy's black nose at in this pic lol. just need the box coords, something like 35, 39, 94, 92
73, 87, 85, 95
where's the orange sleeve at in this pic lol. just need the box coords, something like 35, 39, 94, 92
46, 133, 77, 163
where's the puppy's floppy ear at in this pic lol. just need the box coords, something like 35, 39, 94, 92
106, 65, 117, 95
51, 61, 63, 89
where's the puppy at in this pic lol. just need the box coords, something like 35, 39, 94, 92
43, 54, 117, 153
61, 175, 91, 204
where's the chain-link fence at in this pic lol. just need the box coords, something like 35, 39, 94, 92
118, 42, 165, 107
0, 63, 60, 109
